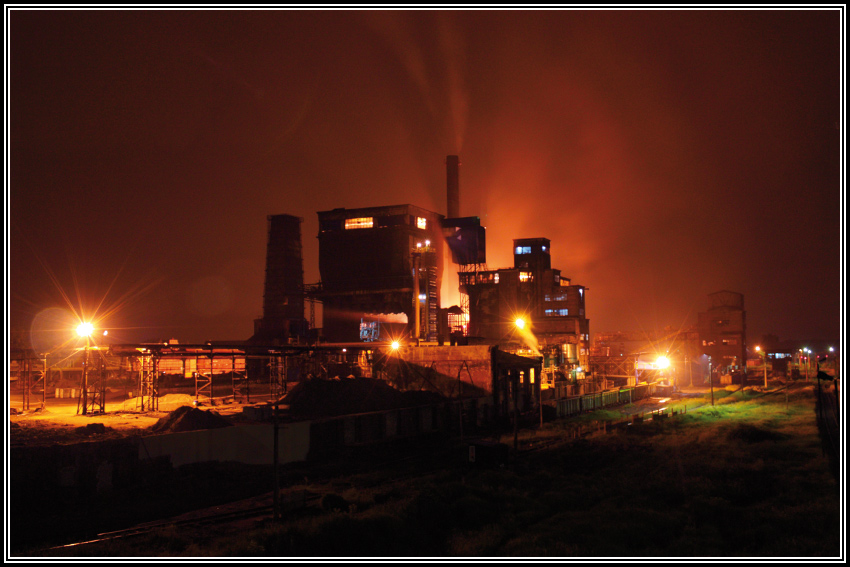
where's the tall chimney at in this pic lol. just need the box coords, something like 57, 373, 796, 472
446, 155, 460, 219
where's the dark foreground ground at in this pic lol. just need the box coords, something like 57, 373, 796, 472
13, 382, 842, 559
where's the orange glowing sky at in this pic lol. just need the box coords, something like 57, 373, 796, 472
9, 9, 842, 346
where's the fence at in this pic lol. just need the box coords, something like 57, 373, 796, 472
555, 383, 657, 418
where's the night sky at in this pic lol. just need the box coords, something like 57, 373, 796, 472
8, 9, 843, 347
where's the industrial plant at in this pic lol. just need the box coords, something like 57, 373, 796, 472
8, 154, 839, 558
12, 156, 818, 426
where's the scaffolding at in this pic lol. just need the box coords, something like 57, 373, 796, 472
77, 346, 106, 415
138, 354, 159, 412
457, 263, 487, 336
269, 354, 287, 400
20, 353, 46, 411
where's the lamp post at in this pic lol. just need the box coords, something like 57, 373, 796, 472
76, 322, 94, 415
708, 356, 714, 406
755, 346, 768, 388
804, 348, 812, 381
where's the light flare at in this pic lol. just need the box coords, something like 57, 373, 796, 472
76, 322, 94, 337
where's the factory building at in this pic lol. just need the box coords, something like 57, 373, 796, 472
697, 290, 747, 370
316, 204, 446, 343
460, 237, 590, 370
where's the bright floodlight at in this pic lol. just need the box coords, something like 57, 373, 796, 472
76, 322, 94, 337
829, 347, 834, 352
755, 346, 761, 352
655, 355, 670, 369
391, 341, 400, 350
515, 318, 526, 330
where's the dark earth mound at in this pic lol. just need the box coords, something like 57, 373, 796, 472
281, 378, 445, 419
151, 405, 233, 433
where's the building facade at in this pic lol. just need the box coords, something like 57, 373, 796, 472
317, 204, 445, 343
460, 237, 590, 369
697, 290, 747, 370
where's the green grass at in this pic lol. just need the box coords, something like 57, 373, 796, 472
26, 385, 839, 558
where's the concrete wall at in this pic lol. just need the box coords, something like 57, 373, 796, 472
139, 422, 311, 468
386, 345, 493, 396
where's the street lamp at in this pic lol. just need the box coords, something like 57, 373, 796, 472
76, 322, 93, 415
803, 348, 812, 380
515, 318, 526, 330
755, 346, 768, 388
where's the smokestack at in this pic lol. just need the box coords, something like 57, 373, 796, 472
446, 155, 460, 219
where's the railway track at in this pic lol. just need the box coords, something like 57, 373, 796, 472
43, 380, 832, 554
43, 438, 466, 553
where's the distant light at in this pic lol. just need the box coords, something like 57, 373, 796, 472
515, 318, 526, 330
342, 348, 347, 353
391, 341, 400, 350
76, 322, 94, 337
655, 356, 670, 369
425, 240, 430, 246
102, 330, 108, 336
416, 242, 422, 248
419, 294, 426, 301
576, 366, 583, 373
829, 347, 834, 352
755, 346, 761, 352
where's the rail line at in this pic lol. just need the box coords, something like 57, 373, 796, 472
43, 379, 832, 553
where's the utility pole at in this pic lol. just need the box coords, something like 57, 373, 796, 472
539, 369, 543, 429
79, 338, 90, 415
273, 401, 280, 521
709, 359, 714, 406
763, 353, 769, 388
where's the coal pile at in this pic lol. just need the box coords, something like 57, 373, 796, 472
282, 378, 445, 419
151, 405, 233, 433
74, 422, 111, 436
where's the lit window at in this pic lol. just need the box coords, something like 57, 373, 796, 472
417, 217, 427, 229
515, 246, 531, 254
494, 273, 499, 284
519, 272, 533, 282
345, 217, 374, 229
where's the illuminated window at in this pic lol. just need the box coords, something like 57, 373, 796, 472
417, 217, 427, 229
345, 217, 374, 229
515, 246, 531, 254
544, 308, 569, 316
494, 273, 499, 284
519, 272, 533, 282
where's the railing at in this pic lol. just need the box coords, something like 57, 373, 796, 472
555, 383, 657, 418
